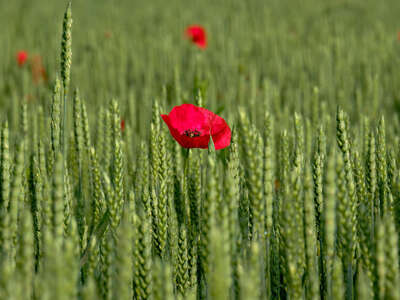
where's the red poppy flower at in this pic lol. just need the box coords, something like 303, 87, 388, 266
120, 119, 125, 132
161, 104, 231, 150
185, 25, 207, 49
398, 31, 400, 41
16, 51, 28, 67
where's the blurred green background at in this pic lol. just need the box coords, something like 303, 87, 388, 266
1, 0, 400, 139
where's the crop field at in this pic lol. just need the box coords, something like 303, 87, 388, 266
1, 0, 400, 299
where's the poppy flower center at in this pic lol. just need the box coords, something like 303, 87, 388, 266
183, 129, 201, 138
192, 34, 201, 41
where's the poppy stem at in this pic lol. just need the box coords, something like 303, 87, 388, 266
184, 148, 190, 178
183, 149, 190, 226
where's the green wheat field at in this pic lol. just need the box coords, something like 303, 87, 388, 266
1, 0, 400, 299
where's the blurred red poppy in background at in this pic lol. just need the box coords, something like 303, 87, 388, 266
161, 104, 231, 150
185, 25, 207, 49
16, 50, 28, 67
104, 30, 112, 39
121, 119, 125, 132
398, 31, 400, 41
274, 179, 280, 192
31, 55, 47, 84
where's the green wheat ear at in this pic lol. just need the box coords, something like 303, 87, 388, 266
198, 150, 218, 294
61, 2, 72, 94
303, 164, 319, 300
50, 78, 61, 161
356, 263, 373, 299
336, 107, 357, 299
0, 122, 10, 212
239, 241, 262, 300
8, 140, 25, 262
60, 2, 72, 158
323, 149, 336, 297
52, 152, 64, 247
16, 207, 34, 299
384, 213, 400, 300
112, 214, 133, 300
208, 222, 231, 300
153, 260, 174, 300
133, 209, 153, 300
376, 117, 389, 215
81, 277, 98, 300
332, 257, 345, 299
176, 225, 189, 296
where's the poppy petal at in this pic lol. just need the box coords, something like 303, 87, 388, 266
161, 103, 230, 150
197, 106, 231, 149
16, 51, 28, 67
178, 134, 211, 149
161, 114, 185, 146
161, 113, 210, 148
166, 104, 210, 134
210, 115, 231, 150
185, 25, 207, 49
